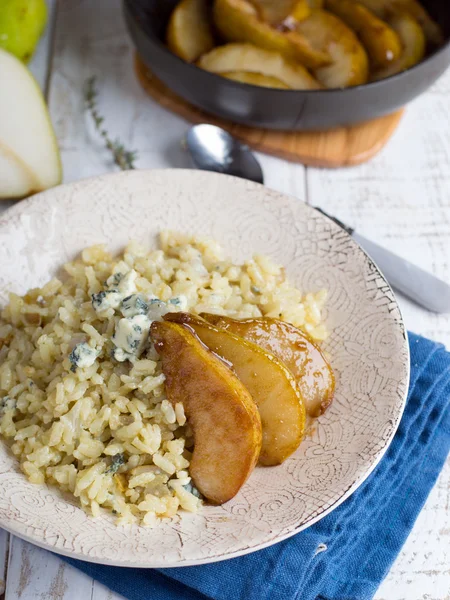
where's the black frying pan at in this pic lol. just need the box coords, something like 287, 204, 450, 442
123, 0, 450, 130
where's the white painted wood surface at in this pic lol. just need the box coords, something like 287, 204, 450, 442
1, 1, 449, 598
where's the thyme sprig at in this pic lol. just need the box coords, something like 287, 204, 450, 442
84, 76, 138, 170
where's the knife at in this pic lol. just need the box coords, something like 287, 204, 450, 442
314, 207, 450, 314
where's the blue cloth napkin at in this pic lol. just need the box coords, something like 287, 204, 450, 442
62, 332, 450, 600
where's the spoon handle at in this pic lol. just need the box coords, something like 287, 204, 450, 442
315, 208, 450, 314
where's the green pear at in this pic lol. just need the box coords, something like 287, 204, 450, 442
0, 143, 40, 198
0, 0, 47, 62
0, 47, 62, 199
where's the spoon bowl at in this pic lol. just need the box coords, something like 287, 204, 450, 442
185, 124, 264, 184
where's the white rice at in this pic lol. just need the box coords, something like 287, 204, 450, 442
0, 231, 327, 525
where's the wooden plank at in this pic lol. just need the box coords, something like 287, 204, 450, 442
3, 2, 156, 598
5, 538, 93, 600
306, 69, 450, 600
92, 580, 126, 600
3, 2, 66, 599
28, 0, 58, 96
306, 72, 450, 350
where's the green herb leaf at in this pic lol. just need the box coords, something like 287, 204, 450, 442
84, 76, 138, 171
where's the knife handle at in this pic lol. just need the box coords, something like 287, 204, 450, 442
314, 207, 450, 314
351, 233, 450, 314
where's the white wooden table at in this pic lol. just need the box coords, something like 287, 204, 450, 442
1, 1, 449, 598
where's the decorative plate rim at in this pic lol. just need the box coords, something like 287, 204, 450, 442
0, 169, 410, 567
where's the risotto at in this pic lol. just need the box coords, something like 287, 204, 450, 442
0, 232, 327, 525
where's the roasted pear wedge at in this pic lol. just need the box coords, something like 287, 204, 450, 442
296, 9, 369, 88
165, 313, 306, 466
202, 314, 335, 419
151, 321, 262, 504
249, 0, 306, 25
167, 0, 215, 62
325, 0, 402, 69
398, 0, 444, 46
371, 11, 425, 81
222, 70, 289, 88
289, 0, 311, 23
357, 0, 444, 47
212, 0, 330, 68
198, 43, 323, 89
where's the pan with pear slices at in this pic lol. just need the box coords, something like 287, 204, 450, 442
164, 0, 444, 90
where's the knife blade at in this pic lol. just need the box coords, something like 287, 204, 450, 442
315, 208, 450, 314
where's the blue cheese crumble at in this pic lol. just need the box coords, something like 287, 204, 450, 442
120, 294, 149, 318
106, 452, 126, 474
168, 296, 188, 310
69, 343, 100, 372
0, 395, 16, 416
91, 289, 121, 312
106, 270, 137, 295
112, 314, 152, 362
111, 296, 187, 362
92, 270, 138, 314
147, 298, 182, 321
90, 267, 188, 363
183, 481, 203, 499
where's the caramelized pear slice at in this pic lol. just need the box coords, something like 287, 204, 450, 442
398, 0, 444, 46
222, 70, 290, 88
357, 0, 444, 47
198, 43, 322, 89
289, 0, 311, 23
249, 0, 311, 25
296, 9, 369, 87
202, 314, 335, 419
249, 0, 301, 25
167, 0, 214, 62
166, 313, 306, 466
212, 0, 330, 68
325, 0, 402, 69
371, 11, 425, 81
151, 321, 262, 504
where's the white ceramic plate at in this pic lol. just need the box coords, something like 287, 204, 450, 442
0, 170, 409, 567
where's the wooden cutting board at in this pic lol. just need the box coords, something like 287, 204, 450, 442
135, 55, 404, 169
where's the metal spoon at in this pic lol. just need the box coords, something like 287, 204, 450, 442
184, 124, 450, 314
185, 124, 264, 184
